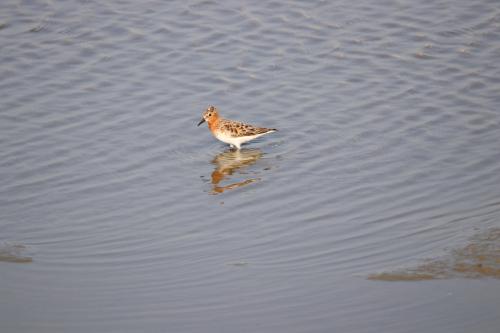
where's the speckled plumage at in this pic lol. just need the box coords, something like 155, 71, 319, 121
197, 106, 277, 149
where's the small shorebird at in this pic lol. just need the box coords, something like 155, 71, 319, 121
197, 106, 277, 149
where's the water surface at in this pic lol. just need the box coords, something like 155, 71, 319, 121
1, 0, 500, 332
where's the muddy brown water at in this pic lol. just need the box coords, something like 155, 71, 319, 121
1, 1, 500, 332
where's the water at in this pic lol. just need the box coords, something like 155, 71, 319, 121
1, 0, 500, 332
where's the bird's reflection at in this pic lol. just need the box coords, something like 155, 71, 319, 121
209, 148, 263, 194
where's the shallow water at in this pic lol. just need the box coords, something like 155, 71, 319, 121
368, 228, 500, 281
1, 0, 500, 332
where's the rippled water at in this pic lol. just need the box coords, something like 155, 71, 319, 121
1, 0, 500, 332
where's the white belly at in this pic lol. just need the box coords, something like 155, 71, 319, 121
214, 131, 269, 148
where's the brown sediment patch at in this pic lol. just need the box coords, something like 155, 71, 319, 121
368, 272, 435, 281
0, 244, 33, 263
368, 228, 500, 281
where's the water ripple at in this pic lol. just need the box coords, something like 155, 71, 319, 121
1, 0, 500, 332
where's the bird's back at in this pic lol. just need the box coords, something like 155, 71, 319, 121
216, 118, 276, 138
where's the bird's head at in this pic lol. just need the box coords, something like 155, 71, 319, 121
197, 105, 219, 126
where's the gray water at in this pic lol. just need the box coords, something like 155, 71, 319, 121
1, 0, 500, 332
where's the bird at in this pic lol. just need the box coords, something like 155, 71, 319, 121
197, 106, 277, 149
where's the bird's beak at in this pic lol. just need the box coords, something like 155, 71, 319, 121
197, 118, 205, 126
